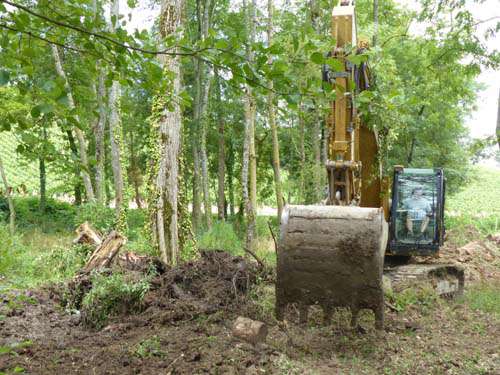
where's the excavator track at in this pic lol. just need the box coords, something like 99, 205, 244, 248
384, 263, 465, 297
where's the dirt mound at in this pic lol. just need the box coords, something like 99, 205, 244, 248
143, 250, 260, 322
434, 231, 500, 282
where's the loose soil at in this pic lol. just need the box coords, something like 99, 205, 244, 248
1, 247, 499, 374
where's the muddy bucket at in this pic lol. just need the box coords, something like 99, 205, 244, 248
276, 205, 388, 329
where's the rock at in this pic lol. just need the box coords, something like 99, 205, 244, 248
232, 316, 268, 346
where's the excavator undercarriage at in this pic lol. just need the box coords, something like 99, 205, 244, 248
275, 1, 464, 329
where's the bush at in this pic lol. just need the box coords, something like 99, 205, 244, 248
75, 204, 147, 241
0, 197, 76, 232
81, 272, 150, 329
75, 203, 116, 234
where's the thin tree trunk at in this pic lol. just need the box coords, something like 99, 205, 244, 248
496, 87, 500, 150
95, 68, 107, 205
242, 0, 257, 250
66, 130, 83, 205
373, 0, 379, 47
215, 70, 226, 221
267, 0, 284, 221
148, 0, 184, 265
192, 139, 202, 232
39, 157, 46, 212
227, 141, 235, 217
39, 126, 47, 213
200, 76, 212, 228
0, 153, 15, 234
299, 101, 306, 202
310, 3, 323, 203
108, 0, 126, 231
129, 132, 143, 209
193, 0, 212, 229
51, 45, 95, 202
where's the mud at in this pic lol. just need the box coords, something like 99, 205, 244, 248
1, 246, 498, 374
276, 205, 388, 329
0, 250, 273, 374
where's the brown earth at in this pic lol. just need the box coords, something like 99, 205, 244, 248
1, 248, 499, 375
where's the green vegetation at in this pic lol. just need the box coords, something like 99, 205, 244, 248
81, 272, 150, 329
446, 167, 500, 241
133, 336, 165, 359
462, 283, 500, 318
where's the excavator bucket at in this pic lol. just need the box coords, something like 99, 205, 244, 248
276, 205, 388, 329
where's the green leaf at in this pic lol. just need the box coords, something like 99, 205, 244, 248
56, 92, 70, 106
39, 103, 54, 114
215, 39, 229, 50
326, 58, 344, 72
0, 70, 9, 86
346, 54, 368, 65
310, 52, 324, 65
30, 105, 41, 118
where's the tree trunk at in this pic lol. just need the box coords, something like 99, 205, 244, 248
496, 87, 500, 150
66, 130, 83, 205
108, 0, 126, 231
242, 0, 257, 250
312, 109, 322, 203
39, 126, 47, 213
51, 45, 95, 202
192, 140, 202, 232
310, 3, 323, 203
299, 101, 306, 203
373, 0, 379, 47
227, 141, 235, 217
129, 132, 143, 209
267, 0, 284, 221
147, 0, 184, 265
193, 0, 212, 229
39, 157, 46, 213
200, 76, 212, 228
215, 70, 226, 221
95, 68, 107, 205
0, 153, 15, 234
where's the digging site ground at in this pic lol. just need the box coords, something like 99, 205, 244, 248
1, 227, 499, 375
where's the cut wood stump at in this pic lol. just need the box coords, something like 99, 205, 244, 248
73, 222, 102, 247
232, 316, 268, 346
82, 230, 126, 273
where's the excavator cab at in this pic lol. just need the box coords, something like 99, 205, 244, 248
389, 167, 445, 256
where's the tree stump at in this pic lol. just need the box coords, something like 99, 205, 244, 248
82, 230, 126, 273
73, 222, 102, 247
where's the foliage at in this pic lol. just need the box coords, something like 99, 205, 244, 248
81, 271, 150, 329
388, 285, 440, 314
133, 336, 165, 359
197, 220, 242, 255
0, 224, 82, 289
0, 196, 76, 232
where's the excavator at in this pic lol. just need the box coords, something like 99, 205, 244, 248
275, 1, 464, 330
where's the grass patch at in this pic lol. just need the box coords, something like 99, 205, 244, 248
463, 283, 500, 318
0, 224, 85, 290
387, 285, 440, 313
133, 336, 165, 359
446, 166, 500, 241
